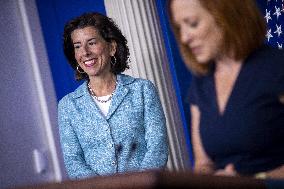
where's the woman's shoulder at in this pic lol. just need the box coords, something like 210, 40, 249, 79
58, 82, 87, 106
119, 74, 155, 88
250, 45, 284, 64
242, 45, 283, 75
189, 71, 212, 91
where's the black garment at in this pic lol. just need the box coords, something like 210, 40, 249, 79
189, 45, 284, 175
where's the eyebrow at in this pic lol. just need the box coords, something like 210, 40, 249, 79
183, 15, 197, 22
73, 37, 97, 45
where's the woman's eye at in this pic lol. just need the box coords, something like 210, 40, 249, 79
74, 45, 80, 49
184, 18, 199, 28
89, 41, 96, 45
190, 21, 198, 28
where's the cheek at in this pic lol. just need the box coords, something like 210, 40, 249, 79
210, 33, 223, 55
102, 47, 113, 59
208, 24, 223, 45
74, 51, 81, 62
203, 27, 222, 50
94, 45, 109, 56
202, 27, 214, 43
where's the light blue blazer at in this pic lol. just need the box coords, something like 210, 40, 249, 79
58, 74, 168, 179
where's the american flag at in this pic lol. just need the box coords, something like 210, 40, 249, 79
264, 0, 284, 49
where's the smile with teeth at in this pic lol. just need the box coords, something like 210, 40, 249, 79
83, 58, 97, 67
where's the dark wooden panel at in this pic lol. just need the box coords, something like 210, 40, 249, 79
14, 170, 266, 189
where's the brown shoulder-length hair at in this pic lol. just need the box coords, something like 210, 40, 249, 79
168, 0, 266, 75
63, 12, 130, 80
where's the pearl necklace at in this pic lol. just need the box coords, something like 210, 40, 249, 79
87, 82, 116, 103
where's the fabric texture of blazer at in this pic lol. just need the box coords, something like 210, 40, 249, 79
58, 74, 168, 179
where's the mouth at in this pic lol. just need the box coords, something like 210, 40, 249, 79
83, 58, 97, 67
191, 46, 201, 56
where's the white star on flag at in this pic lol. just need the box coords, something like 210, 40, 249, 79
261, 0, 284, 49
265, 9, 272, 23
274, 24, 282, 37
273, 6, 282, 19
266, 29, 273, 42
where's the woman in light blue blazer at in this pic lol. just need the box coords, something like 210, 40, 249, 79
58, 12, 168, 179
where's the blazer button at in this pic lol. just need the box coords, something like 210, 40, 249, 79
111, 161, 116, 166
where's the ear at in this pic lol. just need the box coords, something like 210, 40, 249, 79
110, 40, 117, 56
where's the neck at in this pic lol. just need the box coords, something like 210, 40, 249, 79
88, 74, 117, 97
215, 56, 242, 74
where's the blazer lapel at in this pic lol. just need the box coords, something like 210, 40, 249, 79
106, 82, 129, 120
72, 82, 106, 125
106, 74, 134, 120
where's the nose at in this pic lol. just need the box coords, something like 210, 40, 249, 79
81, 45, 91, 56
180, 26, 193, 45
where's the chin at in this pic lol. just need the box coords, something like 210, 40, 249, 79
86, 70, 99, 77
195, 56, 209, 64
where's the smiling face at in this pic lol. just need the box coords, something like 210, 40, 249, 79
71, 26, 116, 79
171, 0, 224, 64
